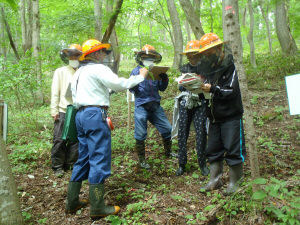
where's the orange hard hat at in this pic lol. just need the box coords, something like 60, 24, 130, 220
198, 33, 228, 54
181, 40, 201, 55
60, 43, 83, 64
135, 44, 162, 64
79, 39, 111, 61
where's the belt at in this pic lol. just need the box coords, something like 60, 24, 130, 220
79, 105, 108, 111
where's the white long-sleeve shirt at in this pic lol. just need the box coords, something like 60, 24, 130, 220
71, 63, 144, 109
51, 65, 76, 115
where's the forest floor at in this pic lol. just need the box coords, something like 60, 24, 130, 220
10, 82, 300, 225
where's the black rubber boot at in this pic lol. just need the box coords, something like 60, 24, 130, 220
135, 139, 150, 169
198, 158, 209, 176
201, 161, 223, 192
89, 183, 120, 220
224, 163, 243, 196
176, 164, 185, 176
65, 182, 88, 214
162, 138, 172, 157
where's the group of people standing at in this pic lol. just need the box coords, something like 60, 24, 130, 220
50, 32, 246, 220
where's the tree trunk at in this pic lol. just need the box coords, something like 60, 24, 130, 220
247, 0, 256, 67
0, 140, 24, 224
20, 0, 27, 54
258, 0, 273, 55
223, 0, 260, 185
1, 7, 20, 61
275, 0, 298, 55
94, 0, 103, 40
106, 0, 120, 74
0, 7, 6, 58
101, 0, 123, 43
179, 0, 205, 39
185, 19, 191, 41
167, 0, 183, 69
26, 0, 33, 51
32, 0, 43, 104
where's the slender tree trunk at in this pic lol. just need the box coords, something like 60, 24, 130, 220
223, 0, 260, 186
179, 0, 205, 39
20, 0, 27, 54
106, 0, 120, 74
185, 19, 191, 41
247, 0, 256, 67
32, 0, 43, 104
101, 0, 123, 43
167, 0, 183, 69
1, 7, 20, 61
0, 7, 6, 58
275, 0, 298, 55
0, 141, 24, 224
26, 0, 33, 51
258, 0, 273, 55
94, 0, 103, 40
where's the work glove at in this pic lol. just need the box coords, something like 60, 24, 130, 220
159, 73, 168, 80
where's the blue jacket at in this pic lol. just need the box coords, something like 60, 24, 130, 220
129, 65, 169, 107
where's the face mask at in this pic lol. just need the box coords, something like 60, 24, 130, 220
143, 60, 154, 67
69, 60, 79, 68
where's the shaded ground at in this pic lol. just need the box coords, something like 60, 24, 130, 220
11, 83, 300, 224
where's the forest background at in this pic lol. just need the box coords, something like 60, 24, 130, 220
0, 0, 299, 224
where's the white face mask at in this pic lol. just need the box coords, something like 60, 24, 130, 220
143, 60, 154, 67
69, 60, 79, 68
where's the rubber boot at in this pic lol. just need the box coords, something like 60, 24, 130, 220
65, 182, 88, 214
224, 163, 243, 196
201, 161, 223, 192
176, 164, 185, 176
89, 183, 120, 220
162, 138, 172, 157
198, 158, 209, 176
135, 139, 150, 169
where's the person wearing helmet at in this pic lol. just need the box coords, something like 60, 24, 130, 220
198, 33, 246, 195
50, 44, 82, 178
129, 44, 173, 169
65, 39, 148, 219
174, 40, 209, 177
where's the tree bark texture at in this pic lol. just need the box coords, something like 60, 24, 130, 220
247, 0, 256, 67
179, 0, 205, 39
209, 0, 214, 33
106, 0, 120, 74
275, 0, 298, 56
32, 0, 43, 104
20, 0, 27, 54
1, 7, 20, 61
94, 0, 103, 41
26, 0, 33, 51
185, 19, 191, 42
258, 0, 273, 55
0, 7, 6, 58
167, 0, 183, 69
0, 140, 24, 224
223, 0, 260, 183
101, 0, 123, 43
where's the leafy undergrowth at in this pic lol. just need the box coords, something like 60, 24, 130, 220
6, 52, 300, 224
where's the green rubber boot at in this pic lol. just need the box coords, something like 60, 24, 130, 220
89, 183, 120, 220
201, 161, 223, 192
65, 181, 88, 214
223, 163, 243, 196
135, 139, 150, 169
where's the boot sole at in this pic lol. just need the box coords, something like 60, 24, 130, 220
90, 207, 121, 220
65, 200, 89, 214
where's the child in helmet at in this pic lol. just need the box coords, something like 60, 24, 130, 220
198, 33, 246, 195
50, 44, 82, 178
174, 40, 209, 176
129, 44, 174, 169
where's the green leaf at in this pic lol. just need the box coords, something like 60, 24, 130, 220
0, 0, 18, 11
252, 178, 267, 185
252, 190, 267, 200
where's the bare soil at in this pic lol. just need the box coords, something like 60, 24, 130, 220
13, 86, 300, 224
